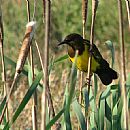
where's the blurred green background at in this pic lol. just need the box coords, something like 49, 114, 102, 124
1, 0, 129, 57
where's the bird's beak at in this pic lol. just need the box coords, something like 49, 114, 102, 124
58, 41, 68, 46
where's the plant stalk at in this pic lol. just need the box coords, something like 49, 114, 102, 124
26, 1, 38, 129
118, 0, 129, 129
87, 0, 98, 99
125, 0, 130, 29
0, 4, 9, 122
41, 0, 51, 130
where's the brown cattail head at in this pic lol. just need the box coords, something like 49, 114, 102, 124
0, 8, 4, 47
82, 0, 88, 25
16, 21, 36, 74
92, 0, 98, 15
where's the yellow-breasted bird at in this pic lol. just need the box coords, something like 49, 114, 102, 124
58, 33, 118, 85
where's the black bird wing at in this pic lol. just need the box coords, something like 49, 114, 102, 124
84, 39, 109, 68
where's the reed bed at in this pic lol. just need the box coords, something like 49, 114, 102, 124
0, 0, 129, 130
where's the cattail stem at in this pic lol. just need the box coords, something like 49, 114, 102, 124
26, 0, 31, 22
87, 0, 98, 95
0, 4, 9, 122
33, 0, 36, 20
35, 40, 55, 117
86, 1, 98, 128
80, 0, 88, 130
25, 1, 38, 130
41, 0, 51, 130
118, 0, 129, 129
125, 0, 130, 29
80, 0, 88, 104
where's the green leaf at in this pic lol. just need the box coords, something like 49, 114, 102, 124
105, 40, 115, 68
0, 125, 4, 129
72, 99, 86, 130
64, 84, 72, 130
126, 73, 130, 85
105, 96, 112, 130
82, 87, 89, 112
112, 104, 118, 130
89, 87, 97, 129
111, 88, 118, 109
101, 86, 111, 100
93, 74, 98, 100
3, 72, 43, 130
54, 54, 68, 64
63, 52, 78, 130
66, 55, 77, 110
0, 97, 6, 114
27, 61, 33, 86
99, 93, 105, 130
46, 108, 65, 130
48, 57, 54, 75
117, 98, 123, 116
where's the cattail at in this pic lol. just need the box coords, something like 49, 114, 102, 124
16, 21, 36, 74
0, 21, 36, 124
82, 0, 88, 30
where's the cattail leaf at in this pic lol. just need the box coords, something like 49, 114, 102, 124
72, 99, 86, 130
105, 40, 115, 68
66, 51, 78, 110
27, 62, 33, 86
101, 86, 111, 100
111, 89, 118, 108
54, 54, 68, 63
117, 98, 123, 116
112, 104, 118, 130
48, 57, 54, 75
64, 106, 72, 130
93, 74, 98, 100
0, 97, 7, 126
64, 86, 72, 130
110, 85, 119, 90
63, 52, 78, 130
82, 87, 89, 111
126, 73, 130, 108
105, 96, 112, 130
89, 87, 97, 129
46, 108, 65, 130
90, 112, 96, 130
0, 97, 6, 115
0, 125, 4, 129
99, 93, 105, 130
3, 72, 43, 130
126, 73, 130, 85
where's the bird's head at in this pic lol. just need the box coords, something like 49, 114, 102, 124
58, 33, 85, 57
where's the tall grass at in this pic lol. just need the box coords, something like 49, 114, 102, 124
0, 0, 129, 130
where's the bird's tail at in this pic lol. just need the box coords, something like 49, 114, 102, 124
95, 67, 118, 85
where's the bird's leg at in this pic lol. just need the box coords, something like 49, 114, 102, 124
86, 72, 93, 86
89, 47, 94, 55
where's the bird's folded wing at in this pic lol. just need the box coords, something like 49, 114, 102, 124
84, 39, 109, 68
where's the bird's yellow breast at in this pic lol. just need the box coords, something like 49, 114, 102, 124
69, 46, 99, 72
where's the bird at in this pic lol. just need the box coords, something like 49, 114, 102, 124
58, 33, 118, 85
